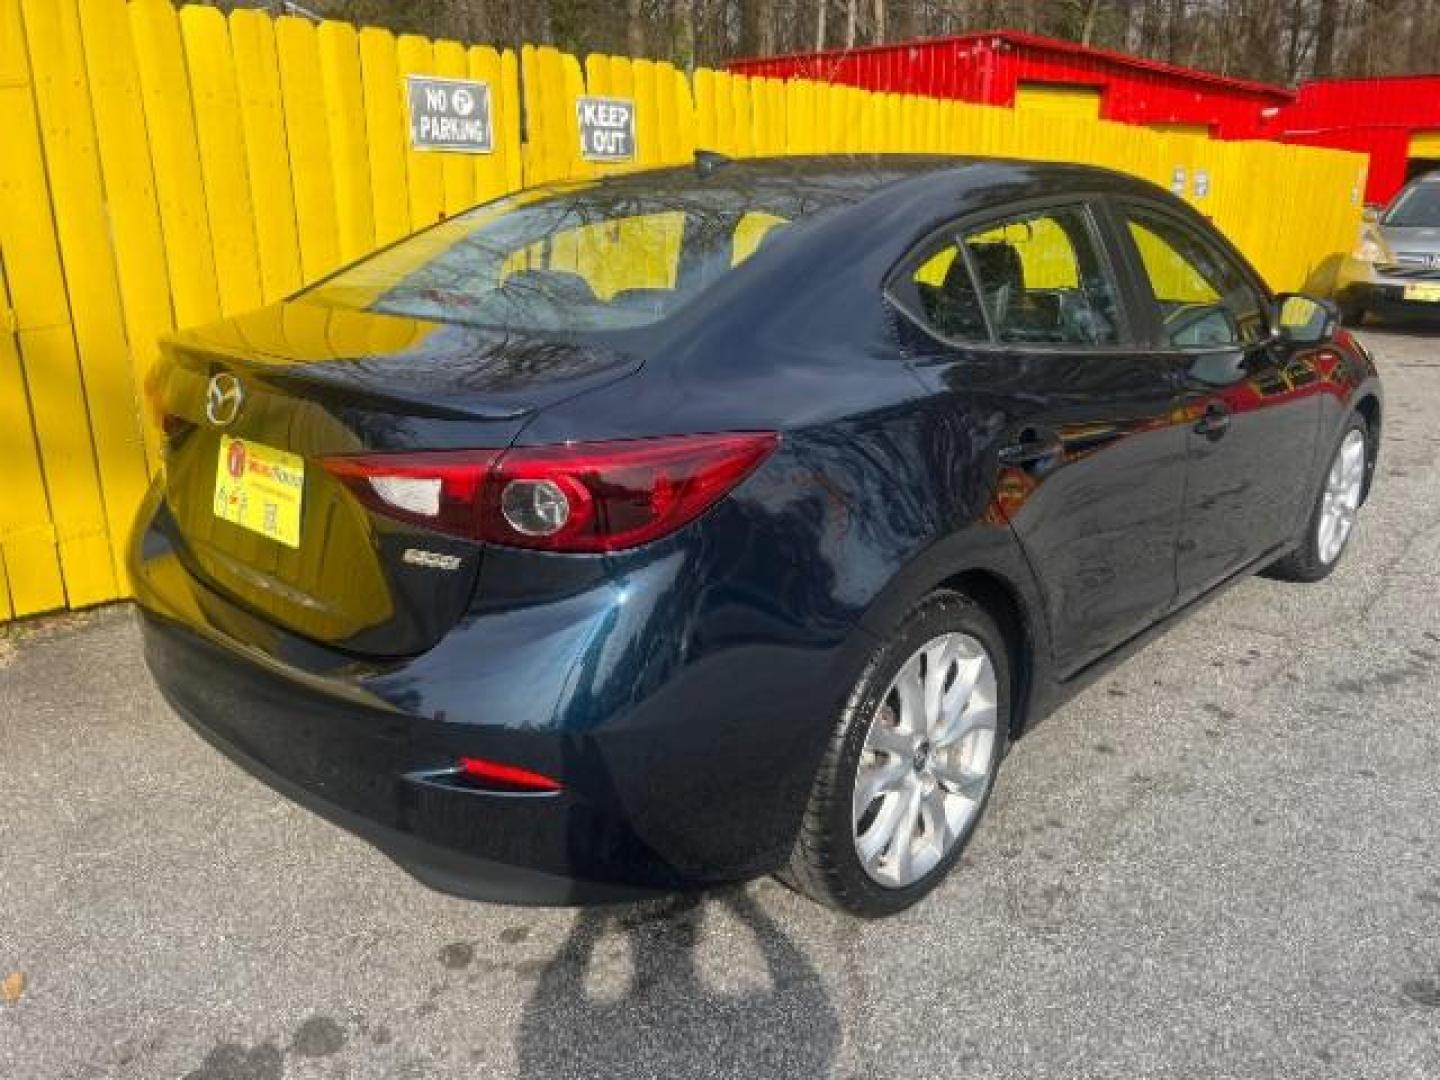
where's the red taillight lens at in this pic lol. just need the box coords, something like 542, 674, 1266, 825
483, 433, 779, 552
323, 449, 502, 536
142, 366, 192, 443
457, 756, 562, 794
321, 433, 778, 552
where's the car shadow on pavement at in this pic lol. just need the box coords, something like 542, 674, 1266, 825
516, 887, 840, 1078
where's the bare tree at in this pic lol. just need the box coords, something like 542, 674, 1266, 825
201, 0, 1440, 80
627, 0, 644, 56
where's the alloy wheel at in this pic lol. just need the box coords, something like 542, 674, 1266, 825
1318, 428, 1366, 565
852, 632, 999, 888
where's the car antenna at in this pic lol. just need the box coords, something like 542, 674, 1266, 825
694, 149, 732, 176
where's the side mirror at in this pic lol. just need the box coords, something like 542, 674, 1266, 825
1274, 293, 1340, 346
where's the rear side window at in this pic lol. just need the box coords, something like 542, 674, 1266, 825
907, 243, 988, 341
894, 204, 1122, 347
1123, 206, 1268, 348
964, 208, 1121, 346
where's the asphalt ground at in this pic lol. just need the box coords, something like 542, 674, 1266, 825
2, 327, 1439, 1080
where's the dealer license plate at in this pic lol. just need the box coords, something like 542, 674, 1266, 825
212, 435, 304, 548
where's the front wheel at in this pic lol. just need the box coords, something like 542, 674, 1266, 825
1269, 416, 1370, 582
779, 591, 1009, 917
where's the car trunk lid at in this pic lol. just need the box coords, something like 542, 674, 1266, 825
150, 299, 642, 657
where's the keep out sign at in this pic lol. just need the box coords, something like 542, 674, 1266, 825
577, 96, 636, 162
407, 75, 493, 153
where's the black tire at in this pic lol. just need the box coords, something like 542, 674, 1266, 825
779, 590, 1010, 917
1268, 414, 1370, 583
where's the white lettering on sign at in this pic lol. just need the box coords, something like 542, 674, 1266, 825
576, 95, 636, 162
407, 75, 493, 154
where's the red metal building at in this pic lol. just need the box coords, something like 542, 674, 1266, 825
728, 30, 1293, 139
729, 31, 1440, 204
1262, 76, 1440, 204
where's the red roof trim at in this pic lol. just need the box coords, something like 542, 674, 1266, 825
1300, 72, 1440, 86
729, 29, 1296, 102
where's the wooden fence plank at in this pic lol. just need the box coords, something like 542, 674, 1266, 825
130, 0, 222, 329
319, 20, 377, 264
396, 34, 444, 229
230, 8, 303, 303
78, 0, 173, 467
604, 55, 638, 168
0, 251, 66, 617
470, 45, 509, 202
632, 59, 660, 169
560, 50, 587, 180
180, 5, 264, 317
358, 27, 411, 247
498, 48, 523, 192
434, 38, 477, 215
276, 15, 342, 281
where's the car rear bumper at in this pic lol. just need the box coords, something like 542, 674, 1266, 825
140, 610, 684, 905
129, 481, 853, 905
141, 612, 655, 905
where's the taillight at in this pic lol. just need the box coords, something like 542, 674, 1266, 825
321, 433, 778, 553
484, 433, 779, 551
323, 450, 502, 536
142, 365, 192, 442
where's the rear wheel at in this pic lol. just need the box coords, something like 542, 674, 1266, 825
1270, 416, 1369, 582
780, 591, 1009, 917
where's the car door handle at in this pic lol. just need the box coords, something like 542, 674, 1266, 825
997, 428, 1064, 468
1194, 403, 1231, 440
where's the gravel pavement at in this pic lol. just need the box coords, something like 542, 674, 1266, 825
2, 328, 1438, 1080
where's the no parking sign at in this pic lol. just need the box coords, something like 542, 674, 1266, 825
406, 75, 493, 153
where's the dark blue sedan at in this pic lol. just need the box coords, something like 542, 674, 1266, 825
132, 155, 1381, 916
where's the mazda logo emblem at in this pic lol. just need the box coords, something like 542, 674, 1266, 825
205, 373, 244, 427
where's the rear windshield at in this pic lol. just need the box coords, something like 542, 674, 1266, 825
1384, 182, 1440, 228
306, 173, 867, 331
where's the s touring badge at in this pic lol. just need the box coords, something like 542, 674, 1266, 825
205, 373, 245, 427
402, 548, 463, 571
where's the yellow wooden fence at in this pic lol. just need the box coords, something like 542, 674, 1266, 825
0, 0, 1367, 621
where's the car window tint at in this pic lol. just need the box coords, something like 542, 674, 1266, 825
500, 211, 686, 300
906, 242, 988, 341
305, 174, 866, 331
962, 207, 1120, 346
1383, 181, 1440, 227
1124, 208, 1268, 348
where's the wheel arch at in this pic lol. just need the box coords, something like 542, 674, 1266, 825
855, 530, 1053, 744
1354, 392, 1381, 503
937, 568, 1041, 742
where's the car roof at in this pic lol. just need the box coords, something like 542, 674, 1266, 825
582, 153, 1168, 213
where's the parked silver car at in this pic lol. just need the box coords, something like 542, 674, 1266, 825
1336, 172, 1440, 324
